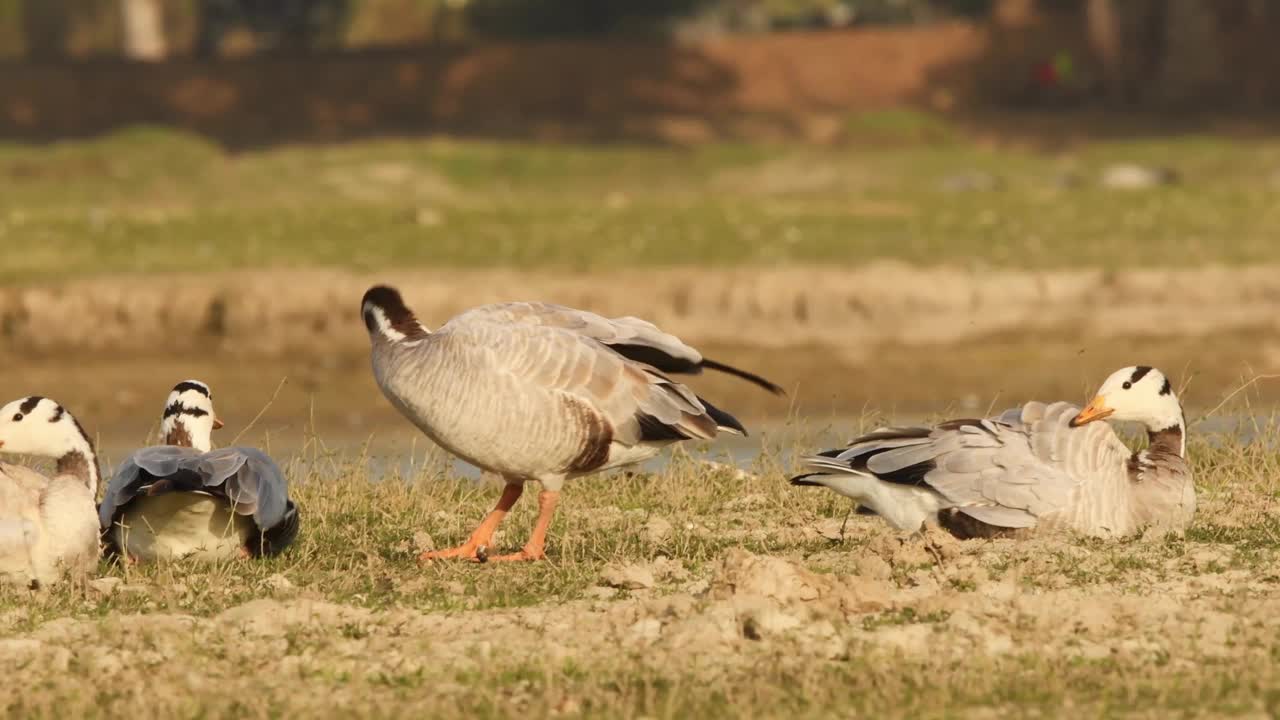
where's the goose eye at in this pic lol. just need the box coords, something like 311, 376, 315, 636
1122, 381, 1132, 390
11, 413, 22, 422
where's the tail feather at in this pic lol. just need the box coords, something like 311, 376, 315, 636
701, 358, 786, 396
798, 455, 860, 475
251, 500, 301, 557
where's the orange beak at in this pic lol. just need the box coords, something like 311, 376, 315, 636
1070, 395, 1114, 427
212, 416, 225, 430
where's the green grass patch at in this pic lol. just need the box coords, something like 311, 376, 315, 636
2, 126, 1280, 282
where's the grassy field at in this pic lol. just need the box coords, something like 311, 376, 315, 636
4, 117, 1280, 718
2, 416, 1280, 718
3, 115, 1280, 282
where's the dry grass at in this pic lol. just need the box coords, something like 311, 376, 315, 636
3, 414, 1280, 718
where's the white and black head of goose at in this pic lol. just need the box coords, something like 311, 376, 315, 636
0, 396, 100, 492
361, 285, 429, 345
1070, 366, 1185, 457
162, 380, 222, 453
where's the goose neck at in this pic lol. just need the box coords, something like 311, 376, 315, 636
1148, 421, 1186, 459
56, 446, 99, 495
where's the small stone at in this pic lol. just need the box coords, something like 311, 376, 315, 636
683, 579, 710, 595
412, 531, 434, 553
1100, 163, 1178, 190
600, 563, 656, 590
88, 577, 122, 597
815, 517, 847, 541
585, 586, 619, 600
643, 516, 674, 544
854, 554, 893, 581
120, 584, 150, 597
264, 574, 294, 595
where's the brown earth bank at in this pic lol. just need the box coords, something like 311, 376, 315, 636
3, 264, 1280, 453
4, 264, 1279, 356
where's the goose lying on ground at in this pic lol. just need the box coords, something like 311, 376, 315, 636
791, 366, 1195, 539
99, 380, 299, 562
0, 397, 100, 587
362, 285, 782, 562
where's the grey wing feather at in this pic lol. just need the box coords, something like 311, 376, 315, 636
448, 302, 702, 364
100, 446, 291, 534
923, 401, 1111, 527
188, 448, 290, 532
808, 401, 1117, 531
447, 319, 730, 449
99, 446, 203, 530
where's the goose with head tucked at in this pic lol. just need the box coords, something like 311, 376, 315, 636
0, 396, 100, 587
362, 285, 782, 562
99, 380, 299, 562
790, 366, 1195, 539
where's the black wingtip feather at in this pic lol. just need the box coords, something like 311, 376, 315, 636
700, 395, 748, 436
637, 412, 693, 442
789, 474, 823, 486
700, 358, 786, 396
250, 501, 301, 558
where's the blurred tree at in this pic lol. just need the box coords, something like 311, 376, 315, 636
195, 0, 350, 56
1079, 0, 1225, 106
120, 0, 166, 59
466, 0, 714, 38
22, 0, 70, 59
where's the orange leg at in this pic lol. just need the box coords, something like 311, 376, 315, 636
487, 490, 560, 562
419, 482, 524, 562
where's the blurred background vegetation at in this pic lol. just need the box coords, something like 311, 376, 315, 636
3, 0, 997, 58
2, 1, 1274, 112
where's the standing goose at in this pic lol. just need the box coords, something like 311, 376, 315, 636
790, 366, 1195, 539
362, 285, 781, 562
99, 380, 299, 562
0, 397, 100, 587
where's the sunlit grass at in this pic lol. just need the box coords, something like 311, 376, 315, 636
0, 411, 1278, 717
2, 122, 1279, 282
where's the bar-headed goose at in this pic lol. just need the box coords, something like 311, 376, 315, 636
362, 285, 781, 562
791, 366, 1195, 539
0, 397, 100, 587
99, 380, 299, 562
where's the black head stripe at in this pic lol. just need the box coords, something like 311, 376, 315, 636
49, 405, 64, 423
18, 397, 42, 415
164, 402, 209, 420
172, 381, 211, 398
1159, 377, 1173, 396
1128, 366, 1153, 384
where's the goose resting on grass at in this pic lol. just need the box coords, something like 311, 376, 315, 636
791, 366, 1195, 539
0, 397, 100, 587
362, 285, 782, 562
99, 380, 299, 562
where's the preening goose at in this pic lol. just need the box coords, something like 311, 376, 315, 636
362, 285, 781, 562
0, 397, 100, 587
791, 366, 1195, 539
99, 380, 299, 562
